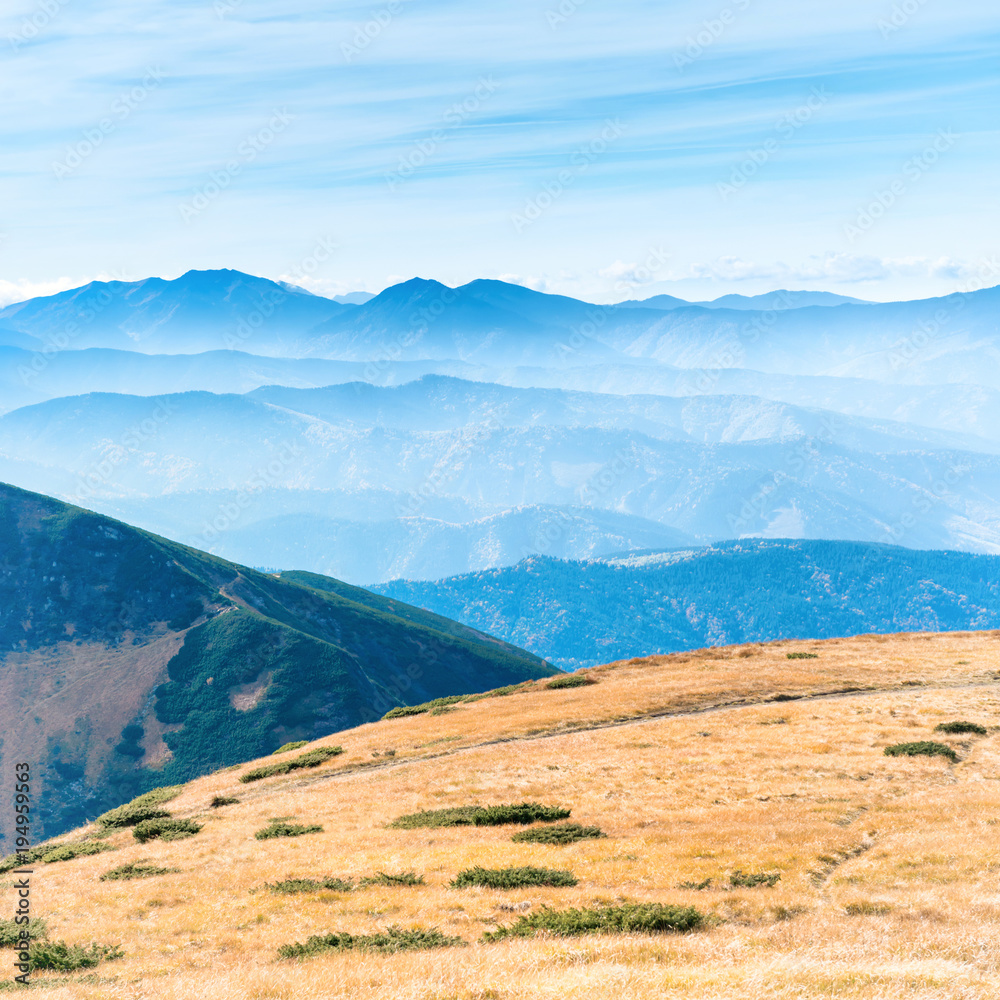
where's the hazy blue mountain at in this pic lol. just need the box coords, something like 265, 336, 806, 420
372, 539, 1000, 668
0, 269, 347, 355
618, 290, 872, 311
2, 378, 999, 583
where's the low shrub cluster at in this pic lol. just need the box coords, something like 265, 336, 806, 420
451, 866, 577, 889
267, 877, 354, 894
279, 926, 463, 960
255, 821, 324, 841
100, 861, 178, 881
210, 795, 240, 808
511, 823, 605, 845
382, 696, 467, 720
28, 941, 124, 972
482, 902, 702, 942
240, 746, 343, 783
884, 741, 959, 762
729, 869, 781, 889
786, 652, 819, 660
39, 841, 116, 865
273, 741, 310, 754
678, 878, 713, 890
133, 819, 202, 844
359, 871, 424, 887
96, 786, 185, 829
391, 803, 570, 830
0, 919, 47, 947
935, 721, 988, 736
546, 674, 596, 690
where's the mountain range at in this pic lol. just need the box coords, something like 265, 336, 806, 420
373, 539, 1000, 669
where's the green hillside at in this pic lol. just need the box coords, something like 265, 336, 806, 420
0, 482, 554, 843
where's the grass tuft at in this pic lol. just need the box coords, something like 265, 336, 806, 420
278, 926, 464, 960
390, 803, 570, 830
96, 786, 185, 829
451, 866, 578, 889
240, 746, 343, 783
273, 741, 310, 754
511, 823, 605, 845
133, 819, 202, 844
786, 652, 819, 659
884, 741, 959, 762
934, 720, 988, 736
28, 941, 124, 972
728, 869, 781, 888
482, 902, 703, 942
210, 795, 240, 808
266, 877, 354, 893
255, 821, 324, 841
546, 673, 596, 690
0, 919, 47, 947
358, 871, 425, 887
100, 861, 179, 881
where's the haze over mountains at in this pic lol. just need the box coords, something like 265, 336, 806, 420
1, 268, 999, 586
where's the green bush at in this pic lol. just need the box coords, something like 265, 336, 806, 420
358, 871, 425, 887
0, 845, 51, 874
267, 877, 354, 893
451, 866, 578, 889
28, 940, 124, 972
210, 795, 240, 808
382, 696, 467, 720
0, 919, 46, 947
935, 721, 988, 736
100, 861, 178, 881
240, 746, 343, 783
678, 878, 713, 890
96, 785, 185, 829
546, 674, 596, 690
884, 741, 959, 762
729, 869, 781, 888
786, 652, 819, 660
273, 741, 309, 754
390, 803, 570, 830
482, 902, 703, 942
133, 818, 203, 844
511, 823, 606, 845
40, 841, 116, 864
255, 821, 324, 841
278, 926, 464, 960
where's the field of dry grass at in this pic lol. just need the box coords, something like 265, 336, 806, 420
4, 630, 999, 999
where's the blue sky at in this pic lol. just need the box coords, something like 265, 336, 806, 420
1, 0, 997, 304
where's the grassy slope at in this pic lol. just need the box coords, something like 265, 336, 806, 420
7, 630, 999, 999
0, 481, 554, 841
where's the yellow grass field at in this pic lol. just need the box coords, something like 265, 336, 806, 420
4, 630, 999, 999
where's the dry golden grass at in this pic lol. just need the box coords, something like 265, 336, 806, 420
4, 630, 999, 998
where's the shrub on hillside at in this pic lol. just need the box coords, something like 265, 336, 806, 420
279, 926, 464, 960
382, 696, 466, 720
28, 941, 124, 972
255, 821, 323, 840
358, 871, 425, 887
267, 877, 354, 893
96, 786, 185, 829
451, 865, 577, 889
390, 803, 571, 829
482, 902, 702, 942
546, 674, 596, 690
210, 795, 240, 808
728, 869, 781, 888
884, 741, 958, 762
240, 746, 343, 783
40, 841, 116, 864
786, 652, 819, 659
273, 740, 310, 754
133, 818, 202, 843
934, 721, 988, 736
511, 823, 605, 845
0, 919, 47, 947
100, 861, 179, 881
